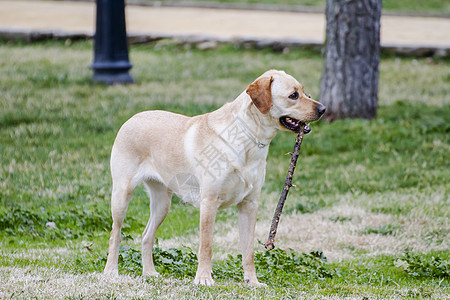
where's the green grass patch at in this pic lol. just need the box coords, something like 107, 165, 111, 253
0, 205, 111, 240
135, 0, 450, 15
360, 224, 401, 236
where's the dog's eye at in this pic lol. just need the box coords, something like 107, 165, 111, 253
288, 92, 299, 100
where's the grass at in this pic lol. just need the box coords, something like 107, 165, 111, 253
0, 40, 449, 298
134, 0, 450, 15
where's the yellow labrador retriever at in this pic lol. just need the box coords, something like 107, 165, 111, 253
104, 70, 325, 286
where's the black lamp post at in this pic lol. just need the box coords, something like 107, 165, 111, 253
91, 0, 134, 84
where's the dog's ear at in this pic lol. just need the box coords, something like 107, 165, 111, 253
246, 76, 273, 114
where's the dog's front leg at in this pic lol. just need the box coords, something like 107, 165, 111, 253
237, 200, 266, 287
194, 197, 219, 286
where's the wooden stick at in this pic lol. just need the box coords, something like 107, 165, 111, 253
265, 124, 306, 250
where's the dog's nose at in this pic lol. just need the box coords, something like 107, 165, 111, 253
317, 105, 326, 116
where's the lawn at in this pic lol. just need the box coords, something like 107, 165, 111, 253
136, 0, 450, 15
0, 41, 449, 298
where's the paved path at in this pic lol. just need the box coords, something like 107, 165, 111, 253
1, 0, 449, 53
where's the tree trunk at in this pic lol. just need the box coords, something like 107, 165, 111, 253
319, 0, 381, 121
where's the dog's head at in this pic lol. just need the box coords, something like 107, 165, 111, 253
246, 70, 326, 133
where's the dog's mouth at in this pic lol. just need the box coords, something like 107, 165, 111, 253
279, 116, 311, 134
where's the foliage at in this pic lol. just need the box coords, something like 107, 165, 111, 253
394, 250, 450, 279
255, 248, 337, 282
94, 244, 198, 277
215, 247, 337, 284
0, 205, 111, 239
153, 246, 199, 278
94, 244, 337, 285
118, 245, 144, 275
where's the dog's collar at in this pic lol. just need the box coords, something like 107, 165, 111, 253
232, 112, 267, 149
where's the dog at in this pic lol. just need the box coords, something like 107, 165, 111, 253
103, 70, 326, 286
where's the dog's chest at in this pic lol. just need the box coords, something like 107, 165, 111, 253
216, 156, 265, 209
172, 149, 266, 209
179, 120, 268, 208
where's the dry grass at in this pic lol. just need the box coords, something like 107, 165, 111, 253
0, 266, 178, 299
0, 262, 447, 299
158, 188, 449, 262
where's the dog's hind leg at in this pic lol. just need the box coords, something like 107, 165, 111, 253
142, 180, 172, 276
104, 179, 134, 276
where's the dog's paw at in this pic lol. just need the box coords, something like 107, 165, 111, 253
244, 279, 267, 288
252, 282, 268, 288
194, 277, 215, 286
103, 266, 119, 277
103, 270, 119, 277
143, 270, 160, 277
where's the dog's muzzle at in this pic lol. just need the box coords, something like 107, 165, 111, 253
279, 116, 311, 134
